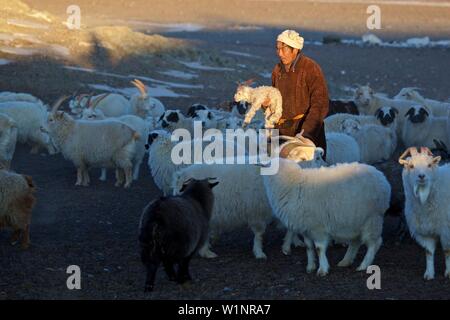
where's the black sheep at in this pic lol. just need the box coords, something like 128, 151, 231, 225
138, 178, 219, 292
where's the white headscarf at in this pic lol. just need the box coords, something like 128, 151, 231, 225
277, 29, 304, 50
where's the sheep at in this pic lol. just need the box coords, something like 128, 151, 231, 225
234, 80, 283, 130
325, 132, 361, 165
0, 113, 18, 170
0, 101, 55, 154
47, 97, 140, 188
324, 113, 378, 133
69, 93, 130, 117
354, 85, 414, 116
262, 158, 391, 276
341, 118, 396, 164
0, 167, 36, 249
394, 88, 450, 117
139, 178, 219, 292
187, 103, 208, 117
157, 110, 194, 134
129, 79, 165, 121
82, 98, 149, 181
0, 92, 43, 104
402, 104, 449, 149
398, 147, 450, 280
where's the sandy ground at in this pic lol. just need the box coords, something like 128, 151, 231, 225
1, 0, 450, 300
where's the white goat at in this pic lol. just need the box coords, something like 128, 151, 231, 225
129, 79, 165, 121
263, 158, 391, 276
69, 93, 130, 117
47, 97, 139, 188
399, 147, 450, 280
0, 113, 18, 169
0, 92, 43, 104
234, 80, 283, 130
0, 101, 54, 154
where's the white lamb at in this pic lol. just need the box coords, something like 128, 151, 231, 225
0, 101, 54, 154
234, 80, 283, 130
394, 87, 450, 117
341, 118, 396, 164
47, 97, 139, 188
263, 158, 391, 276
399, 147, 450, 280
0, 113, 18, 169
402, 104, 449, 149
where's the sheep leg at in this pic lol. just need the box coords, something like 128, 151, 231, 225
82, 167, 90, 186
304, 237, 317, 273
176, 256, 193, 284
444, 249, 450, 279
282, 230, 295, 255
132, 161, 142, 181
144, 260, 160, 292
415, 235, 436, 280
356, 237, 382, 271
314, 239, 330, 276
198, 239, 218, 259
338, 239, 361, 267
163, 261, 177, 281
115, 169, 124, 187
250, 222, 267, 259
99, 169, 107, 181
76, 167, 83, 186
123, 167, 133, 188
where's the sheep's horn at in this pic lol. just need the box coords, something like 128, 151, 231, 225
420, 147, 433, 156
91, 93, 110, 109
399, 147, 419, 161
51, 95, 70, 113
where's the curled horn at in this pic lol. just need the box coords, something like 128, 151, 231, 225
420, 147, 433, 156
90, 93, 110, 109
398, 147, 419, 162
51, 95, 70, 113
131, 79, 147, 97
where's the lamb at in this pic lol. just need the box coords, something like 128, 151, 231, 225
402, 104, 449, 149
47, 96, 139, 188
0, 167, 36, 249
399, 147, 450, 280
234, 80, 283, 130
139, 178, 218, 292
82, 98, 148, 181
0, 101, 55, 154
324, 113, 378, 133
341, 118, 396, 164
0, 113, 18, 169
394, 87, 450, 117
262, 158, 391, 276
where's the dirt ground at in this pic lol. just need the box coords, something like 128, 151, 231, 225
1, 0, 450, 300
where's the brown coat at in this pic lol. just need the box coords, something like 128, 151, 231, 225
272, 53, 329, 157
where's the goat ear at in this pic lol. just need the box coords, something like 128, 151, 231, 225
432, 156, 441, 166
209, 181, 219, 189
423, 108, 430, 117
405, 108, 414, 118
374, 108, 382, 118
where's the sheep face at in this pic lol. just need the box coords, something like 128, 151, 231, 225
394, 88, 420, 101
354, 86, 374, 107
144, 130, 170, 150
234, 86, 252, 103
405, 105, 430, 124
187, 104, 208, 118
192, 110, 215, 127
341, 118, 361, 135
399, 148, 441, 204
158, 110, 184, 129
375, 107, 398, 126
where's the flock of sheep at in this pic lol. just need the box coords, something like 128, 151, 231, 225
1, 79, 450, 292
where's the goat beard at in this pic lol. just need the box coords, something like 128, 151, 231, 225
414, 183, 431, 205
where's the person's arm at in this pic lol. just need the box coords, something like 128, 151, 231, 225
300, 63, 329, 143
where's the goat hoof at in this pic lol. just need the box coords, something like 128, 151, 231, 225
316, 268, 328, 277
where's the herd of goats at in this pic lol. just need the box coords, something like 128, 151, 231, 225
0, 78, 450, 292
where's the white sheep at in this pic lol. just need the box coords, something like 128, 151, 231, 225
354, 85, 414, 116
47, 97, 139, 188
263, 158, 391, 276
325, 132, 361, 165
0, 113, 18, 169
342, 118, 397, 164
324, 113, 378, 133
0, 101, 55, 154
399, 147, 450, 280
157, 110, 194, 134
394, 88, 450, 117
234, 80, 283, 130
402, 104, 449, 149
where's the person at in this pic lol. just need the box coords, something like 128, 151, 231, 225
271, 29, 329, 158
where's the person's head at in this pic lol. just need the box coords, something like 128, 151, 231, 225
276, 30, 304, 66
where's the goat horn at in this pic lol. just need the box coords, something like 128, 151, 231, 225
51, 95, 70, 113
398, 147, 419, 161
91, 93, 110, 109
131, 79, 147, 96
